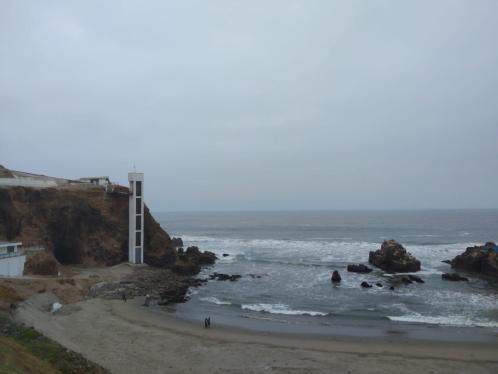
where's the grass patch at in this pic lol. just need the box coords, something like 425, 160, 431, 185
0, 316, 108, 374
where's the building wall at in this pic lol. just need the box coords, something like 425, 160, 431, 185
0, 255, 26, 277
0, 178, 57, 188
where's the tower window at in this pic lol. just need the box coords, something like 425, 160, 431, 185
136, 231, 141, 246
136, 198, 142, 214
136, 215, 141, 230
136, 181, 142, 197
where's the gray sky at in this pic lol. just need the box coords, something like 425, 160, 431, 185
1, 1, 497, 211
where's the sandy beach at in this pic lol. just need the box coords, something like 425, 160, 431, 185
14, 291, 498, 374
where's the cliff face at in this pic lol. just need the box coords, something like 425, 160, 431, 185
0, 186, 177, 268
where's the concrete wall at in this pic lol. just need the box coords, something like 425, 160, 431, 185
0, 177, 57, 188
0, 255, 26, 277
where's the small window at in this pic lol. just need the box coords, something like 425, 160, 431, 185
136, 181, 142, 197
136, 215, 141, 230
7, 246, 15, 253
136, 198, 142, 214
136, 231, 141, 246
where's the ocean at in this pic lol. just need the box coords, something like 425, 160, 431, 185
154, 210, 498, 340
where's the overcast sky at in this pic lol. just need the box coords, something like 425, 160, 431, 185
1, 1, 497, 211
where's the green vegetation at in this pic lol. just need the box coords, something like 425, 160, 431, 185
0, 316, 108, 374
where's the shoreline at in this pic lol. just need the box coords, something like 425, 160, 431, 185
14, 293, 498, 373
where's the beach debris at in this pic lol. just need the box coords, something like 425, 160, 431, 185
442, 273, 469, 282
347, 264, 372, 273
331, 270, 341, 283
360, 281, 372, 288
209, 273, 242, 282
450, 242, 498, 278
51, 302, 63, 314
369, 240, 421, 273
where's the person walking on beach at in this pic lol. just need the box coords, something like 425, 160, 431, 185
122, 293, 127, 302
207, 316, 211, 328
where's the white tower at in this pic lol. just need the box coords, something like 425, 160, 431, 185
128, 172, 144, 264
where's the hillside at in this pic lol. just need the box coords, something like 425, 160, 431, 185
0, 185, 178, 269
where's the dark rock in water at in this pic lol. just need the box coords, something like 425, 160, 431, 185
331, 270, 341, 283
361, 281, 372, 288
451, 243, 498, 278
401, 276, 413, 284
347, 264, 373, 273
442, 260, 451, 264
368, 240, 421, 273
442, 273, 469, 282
389, 286, 395, 291
210, 273, 242, 282
408, 275, 424, 284
171, 237, 183, 248
222, 253, 230, 257
181, 246, 217, 265
376, 282, 383, 287
247, 274, 262, 279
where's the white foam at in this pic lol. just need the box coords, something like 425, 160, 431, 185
241, 303, 327, 316
388, 314, 498, 328
199, 296, 232, 305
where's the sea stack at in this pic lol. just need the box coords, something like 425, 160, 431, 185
368, 240, 421, 273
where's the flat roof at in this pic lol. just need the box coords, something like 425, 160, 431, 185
0, 242, 22, 247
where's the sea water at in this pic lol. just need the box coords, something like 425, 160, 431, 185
154, 210, 498, 339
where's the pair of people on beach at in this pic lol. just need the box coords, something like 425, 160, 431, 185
204, 317, 211, 328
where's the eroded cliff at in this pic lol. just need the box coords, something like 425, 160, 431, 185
0, 186, 177, 269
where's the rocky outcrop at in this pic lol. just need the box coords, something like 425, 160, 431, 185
0, 186, 177, 267
171, 237, 183, 248
24, 251, 59, 276
209, 273, 242, 281
368, 240, 421, 273
442, 273, 469, 282
331, 270, 341, 283
347, 264, 372, 273
451, 243, 498, 278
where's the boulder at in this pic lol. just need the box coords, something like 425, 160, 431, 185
171, 237, 183, 248
368, 240, 421, 273
375, 283, 383, 287
331, 270, 341, 283
442, 260, 452, 265
347, 264, 372, 273
179, 246, 217, 265
442, 273, 468, 282
222, 253, 230, 257
361, 281, 372, 288
408, 275, 424, 284
401, 276, 413, 285
209, 273, 242, 282
451, 243, 498, 278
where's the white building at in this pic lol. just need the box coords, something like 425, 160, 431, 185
128, 172, 144, 264
0, 242, 26, 277
78, 176, 110, 187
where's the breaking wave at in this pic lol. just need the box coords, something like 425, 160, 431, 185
241, 303, 327, 316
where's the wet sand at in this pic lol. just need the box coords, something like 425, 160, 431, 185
15, 293, 498, 374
